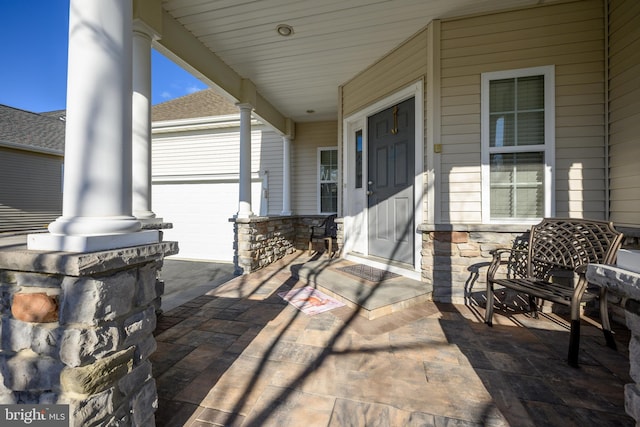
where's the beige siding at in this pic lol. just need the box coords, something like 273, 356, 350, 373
152, 125, 281, 178
0, 148, 62, 232
292, 121, 338, 214
440, 0, 606, 222
154, 128, 250, 177
608, 0, 640, 227
342, 30, 427, 117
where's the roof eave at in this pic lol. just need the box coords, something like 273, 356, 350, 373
0, 140, 64, 156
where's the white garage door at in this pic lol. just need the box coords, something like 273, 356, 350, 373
153, 181, 262, 262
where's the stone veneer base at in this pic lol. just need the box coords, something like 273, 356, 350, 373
587, 263, 640, 423
0, 241, 178, 426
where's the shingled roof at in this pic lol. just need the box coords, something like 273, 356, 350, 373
0, 105, 65, 153
151, 88, 237, 121
0, 89, 235, 154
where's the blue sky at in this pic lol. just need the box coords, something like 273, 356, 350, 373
0, 1, 206, 113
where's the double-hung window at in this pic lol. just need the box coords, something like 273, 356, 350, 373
481, 66, 555, 222
318, 147, 338, 213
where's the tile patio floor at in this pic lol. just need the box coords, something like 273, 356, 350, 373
151, 251, 634, 426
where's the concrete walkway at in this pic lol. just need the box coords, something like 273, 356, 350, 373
152, 250, 634, 426
161, 258, 236, 312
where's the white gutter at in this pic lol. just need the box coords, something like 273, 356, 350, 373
151, 114, 263, 134
152, 171, 262, 183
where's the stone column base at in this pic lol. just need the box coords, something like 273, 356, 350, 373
0, 241, 178, 426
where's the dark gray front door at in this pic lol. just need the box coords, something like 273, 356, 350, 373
367, 97, 415, 264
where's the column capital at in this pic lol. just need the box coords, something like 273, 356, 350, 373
239, 78, 257, 107
133, 0, 162, 38
133, 20, 161, 41
236, 102, 254, 112
285, 118, 295, 140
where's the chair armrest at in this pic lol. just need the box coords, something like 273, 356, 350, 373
487, 248, 528, 282
489, 248, 520, 256
309, 224, 326, 239
570, 265, 590, 300
574, 264, 587, 275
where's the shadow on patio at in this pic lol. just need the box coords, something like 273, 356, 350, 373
151, 250, 633, 426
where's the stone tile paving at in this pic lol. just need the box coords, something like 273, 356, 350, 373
152, 253, 634, 426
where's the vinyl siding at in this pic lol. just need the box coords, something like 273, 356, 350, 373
152, 125, 279, 178
608, 0, 640, 227
153, 128, 258, 177
342, 30, 427, 118
152, 124, 283, 215
292, 121, 338, 214
440, 0, 606, 222
0, 147, 62, 232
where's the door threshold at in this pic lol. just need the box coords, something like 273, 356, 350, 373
343, 252, 421, 281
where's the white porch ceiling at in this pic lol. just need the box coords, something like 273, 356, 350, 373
158, 0, 548, 125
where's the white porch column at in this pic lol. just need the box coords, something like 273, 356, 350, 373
132, 21, 160, 222
28, 0, 159, 252
237, 103, 254, 218
281, 135, 292, 215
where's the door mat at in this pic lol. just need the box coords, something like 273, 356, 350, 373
336, 264, 400, 282
278, 286, 344, 315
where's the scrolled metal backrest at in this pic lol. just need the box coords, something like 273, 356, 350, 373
527, 218, 624, 279
324, 214, 338, 238
506, 234, 530, 279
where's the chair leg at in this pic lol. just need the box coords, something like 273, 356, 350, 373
308, 241, 313, 255
599, 287, 617, 350
326, 238, 333, 258
568, 300, 581, 367
528, 295, 539, 319
568, 319, 580, 367
485, 282, 494, 327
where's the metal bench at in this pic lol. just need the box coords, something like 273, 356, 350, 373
484, 217, 624, 367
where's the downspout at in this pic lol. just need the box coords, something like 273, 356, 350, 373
604, 0, 610, 220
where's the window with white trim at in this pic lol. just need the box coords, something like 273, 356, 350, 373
318, 147, 338, 213
482, 66, 555, 222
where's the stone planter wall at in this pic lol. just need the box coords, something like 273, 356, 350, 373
294, 215, 341, 255
421, 225, 640, 309
234, 215, 341, 274
421, 226, 527, 304
294, 216, 325, 250
587, 264, 640, 423
0, 241, 178, 426
234, 217, 297, 274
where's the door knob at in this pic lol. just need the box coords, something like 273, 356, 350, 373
366, 190, 373, 196
368, 181, 374, 185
